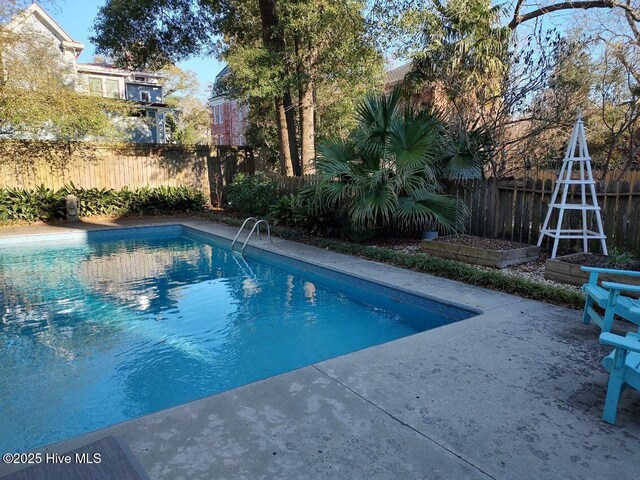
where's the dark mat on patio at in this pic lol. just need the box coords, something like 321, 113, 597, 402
1, 436, 150, 480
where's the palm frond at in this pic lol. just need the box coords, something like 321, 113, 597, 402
388, 113, 441, 173
398, 190, 468, 233
316, 140, 356, 178
317, 181, 351, 209
440, 125, 486, 180
355, 86, 402, 158
350, 181, 397, 229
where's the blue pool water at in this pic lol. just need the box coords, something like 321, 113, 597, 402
0, 225, 474, 453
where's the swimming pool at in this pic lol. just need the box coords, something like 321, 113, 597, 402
0, 225, 476, 453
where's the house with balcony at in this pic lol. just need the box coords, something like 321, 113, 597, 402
4, 3, 167, 144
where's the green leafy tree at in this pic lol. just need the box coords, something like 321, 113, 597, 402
371, 0, 639, 179
403, 0, 510, 175
93, 0, 383, 176
310, 88, 468, 233
160, 65, 211, 145
166, 96, 212, 145
91, 0, 219, 70
217, 0, 383, 173
93, 0, 302, 174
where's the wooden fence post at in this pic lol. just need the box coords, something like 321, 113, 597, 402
486, 177, 497, 238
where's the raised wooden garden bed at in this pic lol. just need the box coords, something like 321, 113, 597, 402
545, 252, 640, 293
421, 235, 540, 268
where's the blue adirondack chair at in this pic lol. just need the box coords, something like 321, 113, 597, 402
581, 266, 640, 333
600, 326, 640, 424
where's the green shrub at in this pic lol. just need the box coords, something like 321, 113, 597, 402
0, 186, 65, 222
270, 192, 351, 238
271, 193, 306, 227
226, 172, 278, 217
607, 247, 638, 269
0, 185, 206, 222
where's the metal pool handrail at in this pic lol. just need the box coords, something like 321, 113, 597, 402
231, 217, 260, 251
241, 220, 271, 255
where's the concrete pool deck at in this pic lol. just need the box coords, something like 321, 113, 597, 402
0, 218, 637, 480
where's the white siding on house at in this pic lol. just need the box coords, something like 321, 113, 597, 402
7, 13, 79, 87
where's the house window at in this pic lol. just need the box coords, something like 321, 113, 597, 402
140, 91, 150, 102
105, 79, 120, 99
89, 78, 102, 96
213, 105, 224, 125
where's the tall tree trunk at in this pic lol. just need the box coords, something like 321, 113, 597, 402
257, 0, 301, 176
283, 90, 302, 176
299, 80, 315, 173
295, 37, 316, 174
275, 97, 293, 175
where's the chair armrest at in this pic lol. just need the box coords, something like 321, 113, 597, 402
631, 307, 640, 315
581, 266, 640, 278
600, 332, 640, 353
601, 281, 640, 294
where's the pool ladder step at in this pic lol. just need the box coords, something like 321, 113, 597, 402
231, 217, 272, 255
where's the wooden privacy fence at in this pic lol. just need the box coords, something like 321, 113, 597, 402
512, 169, 640, 183
262, 173, 640, 253
0, 142, 212, 197
448, 178, 640, 253
0, 142, 257, 206
266, 174, 321, 194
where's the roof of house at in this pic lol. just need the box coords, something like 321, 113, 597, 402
7, 4, 160, 78
76, 63, 162, 79
4, 3, 85, 57
215, 66, 230, 84
386, 62, 412, 86
210, 66, 232, 100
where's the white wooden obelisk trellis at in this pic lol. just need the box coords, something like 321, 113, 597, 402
537, 112, 608, 258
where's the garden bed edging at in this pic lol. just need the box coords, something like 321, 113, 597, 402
545, 252, 640, 294
421, 236, 540, 269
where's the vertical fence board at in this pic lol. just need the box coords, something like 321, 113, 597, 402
530, 179, 543, 244
602, 181, 619, 252
615, 181, 631, 252
513, 182, 524, 243
541, 180, 554, 250
521, 178, 533, 244
479, 179, 488, 237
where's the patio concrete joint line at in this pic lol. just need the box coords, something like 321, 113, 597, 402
310, 364, 499, 480
481, 297, 529, 312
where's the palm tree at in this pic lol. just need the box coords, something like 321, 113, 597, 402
309, 87, 471, 233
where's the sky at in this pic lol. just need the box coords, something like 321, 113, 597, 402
45, 0, 225, 97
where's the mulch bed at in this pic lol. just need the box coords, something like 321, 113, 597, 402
433, 235, 533, 251
555, 252, 640, 271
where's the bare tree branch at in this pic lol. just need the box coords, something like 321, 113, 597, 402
509, 1, 640, 29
